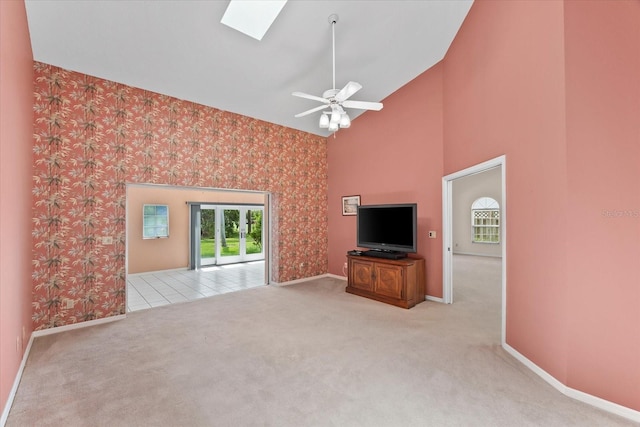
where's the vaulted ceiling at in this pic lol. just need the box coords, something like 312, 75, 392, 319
25, 1, 473, 136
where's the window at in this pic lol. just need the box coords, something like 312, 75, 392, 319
143, 204, 169, 239
471, 197, 500, 243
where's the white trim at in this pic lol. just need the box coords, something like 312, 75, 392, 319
1, 334, 34, 427
31, 314, 126, 338
442, 177, 453, 304
1, 314, 126, 426
271, 273, 333, 287
442, 155, 507, 347
426, 295, 444, 303
471, 197, 499, 210
266, 193, 273, 286
503, 343, 640, 423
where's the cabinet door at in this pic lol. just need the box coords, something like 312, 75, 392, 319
350, 260, 374, 291
374, 264, 404, 299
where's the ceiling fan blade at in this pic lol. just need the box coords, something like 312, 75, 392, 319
294, 104, 330, 118
334, 81, 362, 102
342, 100, 384, 111
292, 91, 329, 104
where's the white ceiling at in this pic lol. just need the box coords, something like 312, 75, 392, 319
25, 0, 473, 137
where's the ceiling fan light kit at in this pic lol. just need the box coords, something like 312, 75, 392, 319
293, 14, 383, 133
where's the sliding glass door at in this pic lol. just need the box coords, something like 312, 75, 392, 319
190, 204, 264, 269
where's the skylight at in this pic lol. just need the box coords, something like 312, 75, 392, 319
221, 0, 287, 41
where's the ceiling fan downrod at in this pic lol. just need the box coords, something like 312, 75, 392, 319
329, 14, 338, 92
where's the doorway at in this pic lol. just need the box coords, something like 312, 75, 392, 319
442, 155, 506, 345
190, 204, 265, 269
126, 185, 269, 313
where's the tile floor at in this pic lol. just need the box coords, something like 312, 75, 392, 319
126, 261, 265, 312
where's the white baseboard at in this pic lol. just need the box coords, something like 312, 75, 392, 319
1, 314, 126, 426
31, 314, 126, 338
273, 273, 347, 286
426, 295, 445, 303
503, 343, 640, 423
272, 273, 334, 287
1, 333, 34, 427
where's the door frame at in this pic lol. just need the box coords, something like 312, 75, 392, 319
442, 155, 506, 345
189, 203, 203, 269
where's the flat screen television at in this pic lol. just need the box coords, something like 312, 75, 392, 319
357, 203, 417, 256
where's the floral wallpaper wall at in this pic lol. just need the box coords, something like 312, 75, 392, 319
32, 62, 328, 330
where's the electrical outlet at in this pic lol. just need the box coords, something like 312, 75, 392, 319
428, 231, 437, 239
102, 236, 113, 245
343, 262, 348, 270
66, 299, 74, 309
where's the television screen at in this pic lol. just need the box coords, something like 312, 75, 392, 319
357, 204, 417, 253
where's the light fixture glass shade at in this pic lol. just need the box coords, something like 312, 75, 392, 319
330, 111, 341, 125
339, 113, 351, 128
328, 121, 339, 132
319, 113, 329, 128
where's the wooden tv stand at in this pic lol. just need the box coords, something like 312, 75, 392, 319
346, 255, 425, 309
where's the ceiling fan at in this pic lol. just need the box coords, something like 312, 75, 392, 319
292, 14, 383, 132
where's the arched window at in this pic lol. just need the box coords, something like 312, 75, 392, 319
471, 197, 500, 243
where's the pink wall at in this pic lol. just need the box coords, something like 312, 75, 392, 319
327, 62, 444, 297
444, 0, 570, 382
327, 0, 639, 414
564, 0, 640, 410
0, 0, 34, 412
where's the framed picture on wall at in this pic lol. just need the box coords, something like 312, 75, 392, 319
342, 195, 360, 216
143, 204, 169, 239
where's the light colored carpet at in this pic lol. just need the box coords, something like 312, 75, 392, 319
6, 256, 636, 426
